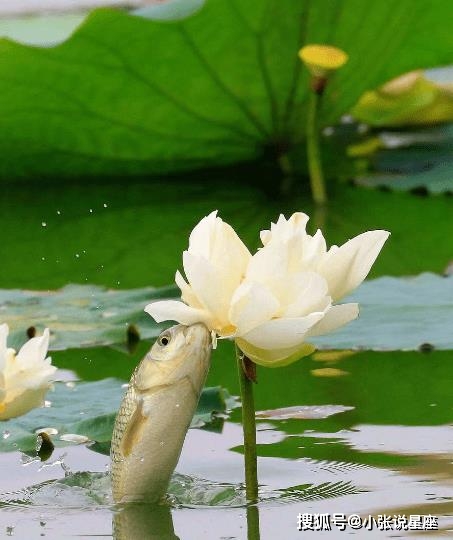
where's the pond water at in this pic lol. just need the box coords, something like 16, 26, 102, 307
0, 346, 452, 539
1, 175, 453, 539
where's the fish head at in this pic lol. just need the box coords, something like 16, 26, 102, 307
134, 324, 212, 392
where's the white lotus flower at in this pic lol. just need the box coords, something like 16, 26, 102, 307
146, 211, 251, 336
145, 211, 389, 367
233, 213, 389, 366
0, 325, 56, 421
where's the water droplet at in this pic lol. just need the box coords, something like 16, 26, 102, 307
3, 430, 10, 440
75, 253, 80, 258
322, 126, 334, 137
44, 400, 52, 408
140, 457, 144, 463
65, 381, 75, 389
357, 123, 369, 134
341, 114, 354, 124
103, 203, 108, 208
41, 222, 47, 227
89, 209, 93, 213
40, 521, 46, 527
6, 525, 14, 536
41, 257, 46, 261
175, 403, 180, 408
79, 411, 85, 415
56, 210, 61, 215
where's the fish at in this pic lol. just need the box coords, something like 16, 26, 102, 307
110, 323, 212, 503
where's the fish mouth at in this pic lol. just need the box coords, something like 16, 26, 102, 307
182, 323, 211, 349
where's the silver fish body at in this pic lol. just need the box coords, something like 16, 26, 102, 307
110, 323, 212, 503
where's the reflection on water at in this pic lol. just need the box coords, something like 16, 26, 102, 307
113, 500, 261, 540
247, 505, 260, 540
113, 503, 179, 540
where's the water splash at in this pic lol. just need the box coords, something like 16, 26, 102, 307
0, 471, 362, 511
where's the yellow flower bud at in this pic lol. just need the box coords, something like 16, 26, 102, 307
299, 44, 348, 78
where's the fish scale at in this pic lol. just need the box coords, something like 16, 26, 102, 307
110, 369, 138, 498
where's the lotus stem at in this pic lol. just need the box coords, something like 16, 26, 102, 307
306, 90, 327, 205
236, 345, 259, 503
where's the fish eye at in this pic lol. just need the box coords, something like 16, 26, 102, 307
158, 333, 171, 347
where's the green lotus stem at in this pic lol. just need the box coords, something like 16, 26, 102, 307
306, 90, 327, 205
236, 345, 259, 503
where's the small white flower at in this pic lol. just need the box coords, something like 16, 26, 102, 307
145, 211, 389, 368
0, 325, 56, 421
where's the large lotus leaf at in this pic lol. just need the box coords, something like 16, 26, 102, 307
2, 273, 453, 352
0, 379, 238, 453
1, 0, 453, 180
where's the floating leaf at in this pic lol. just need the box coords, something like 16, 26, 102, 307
356, 161, 453, 194
1, 0, 453, 180
352, 123, 453, 193
0, 284, 178, 351
312, 350, 356, 362
0, 379, 238, 454
313, 273, 453, 351
310, 368, 349, 378
192, 386, 239, 428
256, 404, 353, 420
2, 273, 453, 352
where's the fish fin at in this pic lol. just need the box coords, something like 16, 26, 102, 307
120, 398, 147, 458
